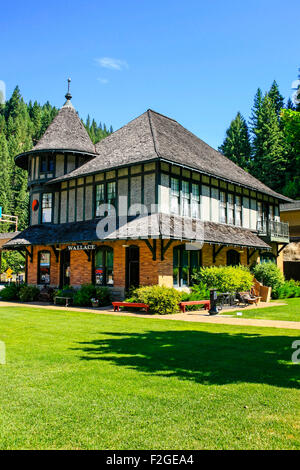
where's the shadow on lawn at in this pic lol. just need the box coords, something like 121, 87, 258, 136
72, 329, 300, 389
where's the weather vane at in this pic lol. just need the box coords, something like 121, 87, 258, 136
65, 77, 72, 100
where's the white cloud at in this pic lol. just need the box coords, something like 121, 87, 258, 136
97, 78, 109, 84
95, 57, 128, 71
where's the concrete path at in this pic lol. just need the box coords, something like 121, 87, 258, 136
0, 300, 299, 330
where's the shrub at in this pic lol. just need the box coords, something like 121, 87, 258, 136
272, 279, 300, 299
95, 286, 111, 306
19, 285, 40, 302
73, 284, 112, 307
0, 283, 21, 301
73, 284, 97, 307
128, 285, 181, 315
192, 265, 253, 293
179, 283, 210, 311
252, 263, 284, 293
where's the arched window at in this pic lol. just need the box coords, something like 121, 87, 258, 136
173, 245, 202, 287
226, 249, 240, 266
95, 246, 114, 286
38, 251, 51, 284
260, 252, 276, 264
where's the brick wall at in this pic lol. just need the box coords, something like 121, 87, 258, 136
26, 240, 261, 289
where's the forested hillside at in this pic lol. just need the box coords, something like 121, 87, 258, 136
0, 86, 112, 233
219, 69, 300, 199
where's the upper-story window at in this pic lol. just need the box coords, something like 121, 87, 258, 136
220, 191, 227, 223
40, 155, 54, 173
191, 183, 200, 218
42, 193, 53, 223
182, 181, 190, 216
235, 195, 242, 226
227, 194, 234, 225
171, 177, 180, 215
95, 181, 116, 217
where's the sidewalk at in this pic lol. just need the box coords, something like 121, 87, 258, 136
0, 300, 299, 330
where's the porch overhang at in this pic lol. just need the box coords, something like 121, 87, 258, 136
2, 214, 271, 252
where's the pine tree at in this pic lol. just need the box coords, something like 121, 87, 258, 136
251, 94, 287, 190
0, 134, 13, 218
268, 80, 284, 117
286, 97, 296, 110
218, 112, 251, 170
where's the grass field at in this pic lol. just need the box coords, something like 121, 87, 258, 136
224, 298, 300, 322
0, 306, 299, 450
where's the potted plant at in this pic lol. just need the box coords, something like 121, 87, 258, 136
91, 297, 99, 308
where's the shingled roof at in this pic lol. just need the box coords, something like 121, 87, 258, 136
48, 109, 291, 202
2, 214, 270, 250
32, 100, 96, 154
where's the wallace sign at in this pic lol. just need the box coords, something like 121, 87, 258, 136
67, 244, 96, 251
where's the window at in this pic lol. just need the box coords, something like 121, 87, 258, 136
95, 246, 114, 286
38, 251, 50, 284
40, 155, 54, 173
220, 191, 227, 223
226, 249, 240, 266
173, 245, 202, 287
42, 193, 53, 223
95, 183, 105, 217
260, 252, 276, 264
182, 180, 190, 216
227, 194, 234, 224
107, 182, 116, 208
191, 183, 200, 219
235, 195, 242, 226
269, 205, 274, 221
95, 181, 116, 217
257, 201, 263, 223
171, 177, 180, 215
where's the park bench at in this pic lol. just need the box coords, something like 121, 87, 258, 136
178, 300, 210, 313
54, 296, 73, 307
112, 302, 150, 313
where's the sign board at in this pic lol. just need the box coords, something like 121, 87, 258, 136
67, 244, 96, 251
6, 268, 13, 279
0, 207, 2, 219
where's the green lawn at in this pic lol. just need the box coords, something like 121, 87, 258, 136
0, 306, 299, 450
223, 298, 300, 322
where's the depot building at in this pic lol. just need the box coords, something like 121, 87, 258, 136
3, 88, 291, 299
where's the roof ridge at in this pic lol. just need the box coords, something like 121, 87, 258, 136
147, 110, 160, 157
147, 109, 178, 123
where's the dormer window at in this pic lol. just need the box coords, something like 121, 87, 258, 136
40, 155, 54, 173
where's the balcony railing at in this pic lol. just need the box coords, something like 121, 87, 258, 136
257, 219, 289, 242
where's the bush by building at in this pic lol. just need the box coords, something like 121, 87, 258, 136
128, 285, 181, 315
192, 265, 253, 293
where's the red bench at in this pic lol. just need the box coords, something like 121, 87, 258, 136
112, 302, 150, 313
178, 300, 210, 313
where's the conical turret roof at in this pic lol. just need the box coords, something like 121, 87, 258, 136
33, 99, 95, 154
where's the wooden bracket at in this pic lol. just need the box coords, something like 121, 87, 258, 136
247, 248, 257, 265
277, 244, 287, 257
144, 239, 157, 261
212, 245, 224, 263
84, 250, 92, 262
24, 246, 33, 263
17, 250, 27, 260
161, 239, 174, 261
51, 245, 60, 263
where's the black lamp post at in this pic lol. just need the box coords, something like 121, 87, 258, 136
209, 288, 219, 315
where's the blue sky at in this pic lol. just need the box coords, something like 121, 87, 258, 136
1, 0, 299, 149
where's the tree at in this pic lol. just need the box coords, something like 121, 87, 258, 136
281, 109, 300, 198
251, 94, 287, 190
268, 80, 284, 117
0, 134, 13, 219
218, 112, 251, 170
